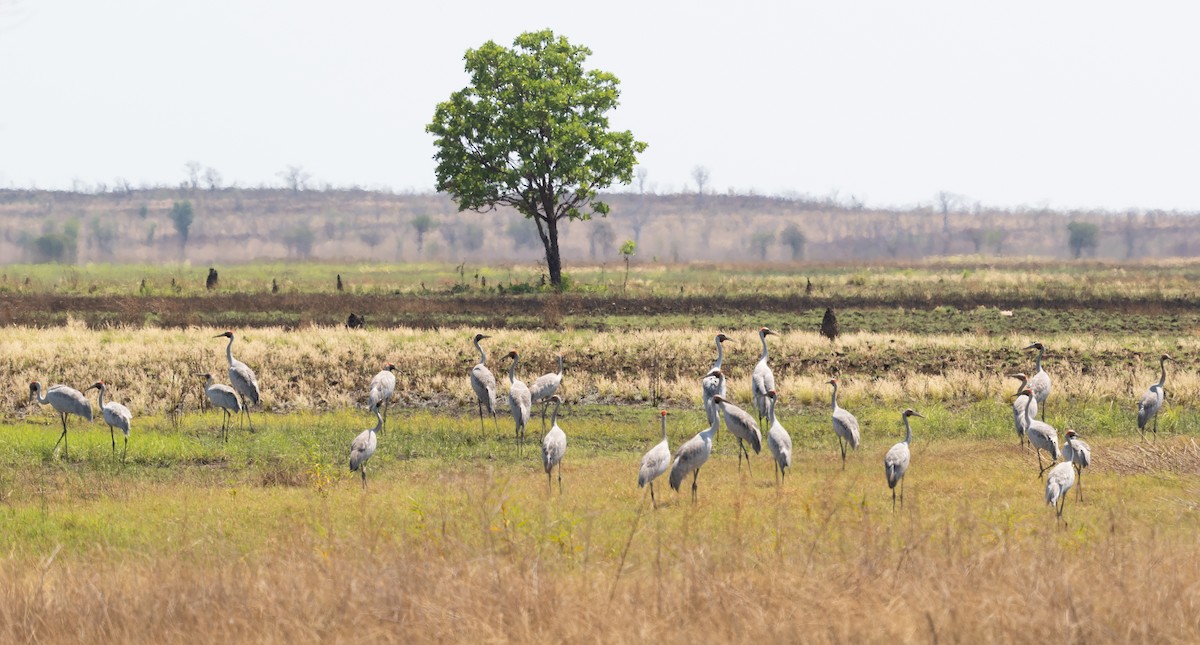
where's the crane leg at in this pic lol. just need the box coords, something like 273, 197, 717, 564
649, 482, 657, 509
1153, 413, 1158, 439
244, 399, 254, 433
380, 402, 388, 437
900, 478, 905, 509
1037, 458, 1055, 480
1076, 466, 1083, 501
123, 436, 128, 463
547, 470, 552, 492
491, 409, 499, 435
774, 461, 779, 485
558, 466, 563, 495
839, 437, 847, 470
361, 467, 367, 490
53, 414, 69, 459
110, 425, 116, 456
891, 487, 896, 511
1035, 449, 1045, 478
477, 401, 485, 434
691, 468, 700, 503
742, 442, 753, 477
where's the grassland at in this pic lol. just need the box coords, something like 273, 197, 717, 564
3, 259, 1199, 641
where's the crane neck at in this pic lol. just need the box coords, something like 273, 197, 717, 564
550, 398, 562, 428
660, 414, 668, 441
555, 354, 563, 376
508, 355, 519, 384
830, 382, 839, 410
1034, 346, 1044, 371
96, 384, 107, 408
225, 335, 236, 366
474, 337, 487, 365
712, 336, 725, 370
704, 409, 720, 437
767, 396, 777, 426
1158, 358, 1168, 388
372, 407, 383, 433
758, 331, 770, 363
1024, 394, 1034, 425
1012, 378, 1028, 396
31, 383, 48, 405
902, 415, 913, 444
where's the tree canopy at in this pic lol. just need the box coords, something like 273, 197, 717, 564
427, 29, 646, 288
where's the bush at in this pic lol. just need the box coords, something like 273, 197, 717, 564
1067, 221, 1099, 259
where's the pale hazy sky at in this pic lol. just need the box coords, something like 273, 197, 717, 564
1, 0, 1198, 210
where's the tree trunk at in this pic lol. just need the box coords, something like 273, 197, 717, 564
545, 216, 563, 289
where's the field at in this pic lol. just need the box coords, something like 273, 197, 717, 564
3, 260, 1200, 641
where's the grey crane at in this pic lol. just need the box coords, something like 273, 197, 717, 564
1060, 429, 1091, 501
1023, 342, 1052, 420
1021, 387, 1060, 478
215, 331, 261, 431
469, 333, 499, 435
884, 408, 924, 510
197, 372, 241, 442
530, 354, 565, 431
751, 327, 778, 428
669, 396, 723, 502
765, 390, 792, 485
1045, 460, 1076, 523
1007, 372, 1038, 447
827, 377, 861, 469
1137, 353, 1173, 439
85, 381, 133, 460
505, 350, 532, 451
367, 363, 397, 434
541, 395, 567, 494
349, 403, 383, 489
710, 369, 762, 475
29, 381, 92, 459
638, 410, 671, 508
701, 333, 733, 425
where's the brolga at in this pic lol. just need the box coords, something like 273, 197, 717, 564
1023, 342, 1052, 420
884, 409, 924, 511
765, 390, 793, 485
540, 395, 567, 494
1060, 429, 1091, 502
1137, 353, 1173, 439
197, 372, 240, 442
710, 369, 762, 475
638, 410, 671, 508
367, 363, 397, 434
468, 334, 499, 435
530, 354, 565, 430
215, 331, 261, 431
29, 381, 92, 459
1007, 372, 1038, 447
1021, 387, 1060, 478
669, 396, 723, 502
1045, 460, 1077, 524
751, 326, 778, 428
827, 377, 861, 470
505, 350, 532, 452
701, 333, 734, 425
349, 403, 383, 490
86, 381, 133, 461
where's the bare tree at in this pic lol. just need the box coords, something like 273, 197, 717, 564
692, 166, 710, 196
204, 166, 223, 191
184, 161, 203, 191
279, 165, 311, 192
635, 167, 649, 194
588, 219, 615, 259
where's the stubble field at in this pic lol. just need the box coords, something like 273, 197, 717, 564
2, 260, 1199, 642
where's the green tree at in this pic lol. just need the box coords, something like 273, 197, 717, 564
750, 230, 775, 260
1067, 221, 1099, 259
780, 223, 806, 260
620, 239, 635, 294
169, 200, 194, 248
411, 214, 437, 254
427, 29, 647, 289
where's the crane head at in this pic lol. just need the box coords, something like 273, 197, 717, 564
903, 408, 925, 419
660, 410, 668, 417
194, 372, 212, 380
506, 350, 519, 360
760, 326, 776, 337
548, 395, 562, 403
1162, 353, 1174, 362
704, 368, 723, 380
1006, 372, 1028, 381
1021, 387, 1034, 397
1064, 429, 1078, 438
214, 331, 234, 339
86, 381, 104, 391
711, 395, 727, 405
1022, 341, 1044, 351
385, 363, 396, 371
473, 333, 490, 342
716, 333, 733, 343
767, 389, 777, 399
28, 382, 39, 393
827, 377, 839, 386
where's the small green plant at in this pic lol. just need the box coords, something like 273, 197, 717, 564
620, 240, 636, 295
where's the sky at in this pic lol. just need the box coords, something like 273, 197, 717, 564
1, 0, 1198, 211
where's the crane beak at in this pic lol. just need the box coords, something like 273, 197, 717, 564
913, 412, 925, 419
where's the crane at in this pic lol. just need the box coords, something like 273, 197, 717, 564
541, 395, 567, 494
827, 377, 860, 470
530, 354, 565, 430
1060, 429, 1091, 501
85, 381, 133, 461
638, 410, 671, 508
1137, 353, 1173, 439
367, 363, 397, 434
505, 350, 532, 452
765, 390, 792, 485
469, 333, 499, 435
669, 396, 723, 502
1022, 342, 1052, 420
1007, 372, 1037, 447
215, 331, 261, 431
710, 369, 762, 474
701, 333, 733, 425
29, 381, 92, 459
1021, 387, 1059, 478
196, 372, 241, 442
883, 408, 924, 510
349, 403, 383, 489
1045, 460, 1076, 523
751, 327, 778, 428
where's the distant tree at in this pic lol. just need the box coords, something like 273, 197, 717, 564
441, 221, 485, 253
780, 223, 806, 260
984, 229, 1008, 255
204, 166, 223, 191
89, 217, 118, 257
184, 161, 203, 191
506, 218, 542, 251
169, 200, 194, 248
427, 29, 647, 289
31, 233, 71, 263
588, 219, 615, 259
411, 214, 437, 254
279, 165, 311, 192
965, 228, 986, 254
635, 167, 649, 194
749, 229, 775, 260
620, 240, 636, 294
282, 223, 316, 258
692, 166, 710, 196
1067, 221, 1099, 259
1123, 210, 1140, 259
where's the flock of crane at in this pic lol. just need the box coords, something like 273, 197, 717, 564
25, 327, 1176, 522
